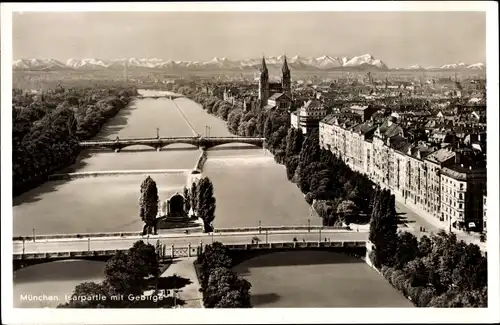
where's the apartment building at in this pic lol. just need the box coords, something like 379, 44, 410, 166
291, 99, 328, 134
318, 113, 361, 163
319, 116, 487, 232
440, 163, 486, 231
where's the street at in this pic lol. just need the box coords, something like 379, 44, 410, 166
13, 230, 370, 255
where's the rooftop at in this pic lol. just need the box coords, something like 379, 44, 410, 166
350, 105, 369, 111
441, 164, 487, 180
424, 148, 456, 164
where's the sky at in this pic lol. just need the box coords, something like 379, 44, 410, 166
12, 11, 486, 68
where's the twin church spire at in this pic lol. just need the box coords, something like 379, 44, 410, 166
258, 55, 291, 107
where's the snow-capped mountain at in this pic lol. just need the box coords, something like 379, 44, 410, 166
343, 54, 388, 69
13, 55, 485, 72
399, 62, 486, 71
66, 58, 109, 69
440, 63, 468, 69
13, 58, 68, 70
466, 62, 485, 70
407, 64, 426, 70
13, 54, 390, 71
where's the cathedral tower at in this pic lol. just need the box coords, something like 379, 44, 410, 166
259, 57, 269, 107
281, 55, 291, 95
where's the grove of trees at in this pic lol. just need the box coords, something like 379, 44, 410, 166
196, 242, 252, 308
13, 86, 138, 196
369, 188, 488, 307
59, 240, 169, 308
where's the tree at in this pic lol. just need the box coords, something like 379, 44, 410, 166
285, 155, 300, 181
204, 267, 252, 308
417, 235, 432, 258
394, 232, 419, 269
304, 192, 314, 205
227, 109, 243, 134
369, 189, 398, 268
336, 200, 357, 216
403, 257, 428, 287
183, 186, 191, 216
190, 182, 198, 217
102, 240, 160, 306
196, 177, 216, 232
58, 282, 109, 308
139, 176, 159, 235
197, 242, 233, 291
285, 127, 304, 158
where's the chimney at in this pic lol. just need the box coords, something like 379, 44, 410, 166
455, 151, 461, 165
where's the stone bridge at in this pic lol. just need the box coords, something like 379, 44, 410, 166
79, 136, 267, 152
13, 240, 368, 271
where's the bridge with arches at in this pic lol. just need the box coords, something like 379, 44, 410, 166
79, 136, 267, 152
12, 227, 369, 270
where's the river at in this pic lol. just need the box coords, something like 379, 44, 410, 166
13, 90, 410, 308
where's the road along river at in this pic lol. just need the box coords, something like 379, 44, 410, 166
13, 90, 411, 308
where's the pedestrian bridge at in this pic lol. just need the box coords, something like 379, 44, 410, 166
79, 136, 267, 152
12, 227, 369, 270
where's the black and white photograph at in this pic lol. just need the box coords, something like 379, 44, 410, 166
1, 2, 498, 324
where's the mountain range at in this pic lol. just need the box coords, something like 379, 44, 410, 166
13, 54, 485, 72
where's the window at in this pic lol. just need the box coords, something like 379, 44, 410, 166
459, 203, 463, 209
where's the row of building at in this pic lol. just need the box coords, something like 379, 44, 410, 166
317, 113, 487, 232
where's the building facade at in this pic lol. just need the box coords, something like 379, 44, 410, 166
318, 116, 487, 232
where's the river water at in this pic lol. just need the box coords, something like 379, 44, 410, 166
13, 90, 410, 308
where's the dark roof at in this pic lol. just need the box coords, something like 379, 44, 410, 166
260, 57, 268, 73
351, 121, 377, 135
377, 119, 403, 139
386, 135, 408, 150
282, 56, 290, 74
268, 92, 290, 101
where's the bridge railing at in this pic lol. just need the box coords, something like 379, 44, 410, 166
13, 225, 349, 242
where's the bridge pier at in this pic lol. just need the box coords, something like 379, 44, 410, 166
114, 148, 121, 153
156, 147, 162, 152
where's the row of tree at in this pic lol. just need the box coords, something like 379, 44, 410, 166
59, 240, 167, 308
369, 188, 488, 307
13, 86, 138, 196
138, 175, 216, 233
196, 242, 252, 308
182, 89, 374, 227
183, 177, 217, 233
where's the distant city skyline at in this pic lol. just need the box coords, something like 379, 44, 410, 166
13, 11, 486, 68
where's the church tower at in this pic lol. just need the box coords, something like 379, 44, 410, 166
281, 55, 291, 95
259, 57, 269, 108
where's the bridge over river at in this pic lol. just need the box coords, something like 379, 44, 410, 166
79, 136, 266, 152
13, 228, 369, 270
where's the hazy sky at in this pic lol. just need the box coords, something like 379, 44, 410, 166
13, 11, 486, 68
